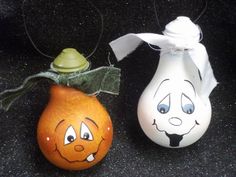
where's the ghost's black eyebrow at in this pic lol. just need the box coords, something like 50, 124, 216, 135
153, 79, 170, 98
184, 80, 196, 96
85, 117, 99, 129
55, 119, 65, 131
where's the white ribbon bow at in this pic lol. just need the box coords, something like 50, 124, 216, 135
109, 17, 217, 98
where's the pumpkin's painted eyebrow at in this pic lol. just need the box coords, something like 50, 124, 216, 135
153, 79, 170, 98
85, 117, 99, 129
55, 119, 65, 131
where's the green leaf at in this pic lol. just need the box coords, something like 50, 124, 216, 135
0, 66, 121, 111
0, 71, 59, 111
65, 66, 121, 95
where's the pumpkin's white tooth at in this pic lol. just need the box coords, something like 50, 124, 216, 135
87, 154, 95, 162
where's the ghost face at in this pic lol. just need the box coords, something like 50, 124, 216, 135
138, 78, 211, 148
37, 85, 113, 170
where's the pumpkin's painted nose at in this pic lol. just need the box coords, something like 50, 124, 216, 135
74, 145, 84, 152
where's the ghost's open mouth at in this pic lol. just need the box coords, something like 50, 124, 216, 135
165, 133, 183, 147
152, 119, 199, 147
55, 138, 104, 163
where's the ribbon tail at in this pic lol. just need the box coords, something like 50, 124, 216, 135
109, 33, 143, 61
0, 71, 59, 111
109, 33, 173, 61
188, 43, 217, 98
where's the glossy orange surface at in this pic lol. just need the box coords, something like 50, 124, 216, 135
37, 85, 113, 170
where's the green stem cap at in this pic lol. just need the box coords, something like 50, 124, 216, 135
51, 48, 90, 73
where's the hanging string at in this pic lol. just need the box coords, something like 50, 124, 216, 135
148, 43, 161, 51
153, 0, 208, 27
22, 0, 54, 59
194, 0, 208, 22
153, 0, 162, 30
85, 0, 104, 59
198, 25, 204, 42
21, 0, 103, 59
147, 0, 163, 51
150, 0, 207, 50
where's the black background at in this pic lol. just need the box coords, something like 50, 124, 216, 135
0, 0, 235, 176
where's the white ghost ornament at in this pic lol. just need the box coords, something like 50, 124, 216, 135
110, 16, 217, 148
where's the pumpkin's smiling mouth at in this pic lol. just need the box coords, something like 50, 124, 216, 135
55, 137, 104, 163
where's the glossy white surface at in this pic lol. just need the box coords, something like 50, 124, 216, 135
110, 16, 217, 148
138, 51, 212, 148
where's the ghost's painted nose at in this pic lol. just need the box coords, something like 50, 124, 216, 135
74, 145, 84, 152
168, 117, 182, 126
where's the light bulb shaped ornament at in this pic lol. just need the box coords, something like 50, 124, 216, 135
109, 16, 217, 148
0, 0, 121, 170
0, 48, 120, 170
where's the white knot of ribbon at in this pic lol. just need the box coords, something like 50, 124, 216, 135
109, 16, 217, 98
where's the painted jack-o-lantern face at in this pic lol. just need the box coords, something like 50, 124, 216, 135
55, 118, 104, 163
37, 85, 113, 170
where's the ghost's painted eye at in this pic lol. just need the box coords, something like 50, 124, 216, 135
157, 94, 170, 114
80, 122, 93, 141
181, 93, 194, 114
64, 126, 77, 145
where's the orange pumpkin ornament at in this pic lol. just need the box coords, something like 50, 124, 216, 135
0, 48, 120, 170
37, 85, 113, 170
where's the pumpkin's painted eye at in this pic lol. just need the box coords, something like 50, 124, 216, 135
64, 126, 77, 145
181, 93, 194, 114
157, 94, 170, 114
80, 122, 93, 141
